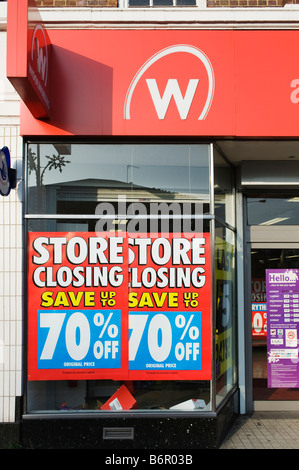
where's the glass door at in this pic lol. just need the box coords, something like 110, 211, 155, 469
251, 248, 299, 403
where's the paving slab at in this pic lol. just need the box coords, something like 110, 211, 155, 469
220, 412, 299, 449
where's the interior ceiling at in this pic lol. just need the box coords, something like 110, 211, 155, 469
216, 140, 299, 166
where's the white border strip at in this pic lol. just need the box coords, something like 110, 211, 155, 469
2, 4, 299, 30
37, 7, 299, 30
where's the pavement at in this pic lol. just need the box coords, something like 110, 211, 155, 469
219, 411, 299, 449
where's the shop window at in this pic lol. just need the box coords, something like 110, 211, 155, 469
247, 196, 299, 226
214, 146, 235, 229
214, 149, 236, 405
215, 224, 236, 406
27, 143, 210, 217
25, 142, 235, 414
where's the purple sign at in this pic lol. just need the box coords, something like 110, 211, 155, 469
266, 269, 299, 388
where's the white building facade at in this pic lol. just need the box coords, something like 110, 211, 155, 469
2, 1, 299, 448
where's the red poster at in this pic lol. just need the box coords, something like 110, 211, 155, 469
27, 232, 129, 380
252, 306, 267, 339
27, 232, 211, 381
127, 233, 211, 380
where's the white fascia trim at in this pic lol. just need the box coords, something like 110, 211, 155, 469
37, 6, 299, 30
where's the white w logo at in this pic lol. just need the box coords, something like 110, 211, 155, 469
146, 79, 199, 120
124, 45, 215, 121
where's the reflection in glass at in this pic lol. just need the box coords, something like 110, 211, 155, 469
128, 0, 149, 4
27, 143, 210, 218
153, 0, 173, 4
128, 0, 196, 5
214, 147, 235, 228
177, 0, 196, 4
215, 224, 236, 406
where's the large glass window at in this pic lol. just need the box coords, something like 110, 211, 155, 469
247, 196, 299, 226
213, 147, 236, 405
215, 224, 236, 406
214, 147, 235, 228
25, 142, 235, 414
27, 144, 210, 217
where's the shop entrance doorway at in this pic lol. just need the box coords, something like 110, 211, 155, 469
247, 196, 299, 411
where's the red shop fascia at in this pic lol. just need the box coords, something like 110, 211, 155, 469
6, 0, 299, 139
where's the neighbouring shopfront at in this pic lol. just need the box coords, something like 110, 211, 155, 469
5, 0, 299, 449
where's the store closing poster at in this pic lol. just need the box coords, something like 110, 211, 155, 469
266, 269, 299, 388
27, 232, 211, 381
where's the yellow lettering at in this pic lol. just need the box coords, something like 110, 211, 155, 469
152, 292, 167, 307
84, 291, 95, 306
168, 293, 178, 307
40, 291, 96, 308
53, 291, 69, 307
129, 292, 138, 308
41, 291, 54, 307
138, 292, 154, 308
68, 291, 83, 307
128, 292, 179, 309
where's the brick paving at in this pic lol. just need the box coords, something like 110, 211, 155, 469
220, 412, 299, 449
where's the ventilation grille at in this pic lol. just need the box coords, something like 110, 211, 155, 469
103, 427, 134, 440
